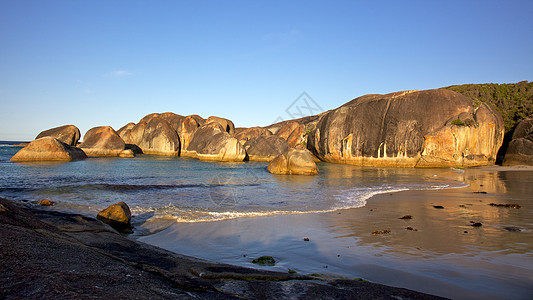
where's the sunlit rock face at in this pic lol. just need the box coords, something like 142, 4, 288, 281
186, 123, 246, 162
35, 125, 81, 146
307, 89, 504, 167
11, 137, 87, 162
79, 126, 126, 157
267, 149, 318, 175
205, 116, 236, 135
137, 117, 180, 156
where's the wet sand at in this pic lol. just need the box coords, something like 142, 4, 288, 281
139, 166, 533, 299
0, 197, 443, 299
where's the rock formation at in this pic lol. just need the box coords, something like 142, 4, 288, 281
235, 127, 272, 145
137, 117, 180, 156
35, 125, 81, 146
96, 201, 133, 233
10, 137, 87, 162
244, 135, 289, 161
79, 126, 127, 157
267, 149, 319, 175
206, 116, 236, 135
186, 123, 246, 161
503, 118, 533, 165
276, 121, 306, 148
307, 89, 504, 167
176, 115, 204, 153
116, 122, 136, 144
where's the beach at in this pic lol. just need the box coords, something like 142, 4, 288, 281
138, 166, 533, 300
1, 140, 532, 298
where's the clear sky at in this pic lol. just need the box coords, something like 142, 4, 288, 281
1, 0, 532, 141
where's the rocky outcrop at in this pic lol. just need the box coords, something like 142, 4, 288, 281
176, 115, 203, 153
244, 135, 289, 161
10, 137, 87, 162
35, 125, 81, 146
307, 89, 504, 168
137, 117, 181, 156
186, 123, 246, 161
96, 202, 133, 233
206, 116, 235, 135
275, 121, 306, 148
267, 149, 318, 175
157, 112, 185, 133
503, 118, 533, 165
235, 127, 272, 145
79, 126, 127, 157
116, 122, 136, 144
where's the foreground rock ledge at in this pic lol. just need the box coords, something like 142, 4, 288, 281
0, 197, 443, 299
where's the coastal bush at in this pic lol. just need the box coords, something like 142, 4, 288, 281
442, 81, 533, 134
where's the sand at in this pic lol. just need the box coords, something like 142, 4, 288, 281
0, 197, 443, 299
139, 166, 533, 300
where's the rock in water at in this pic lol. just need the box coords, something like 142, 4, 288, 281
118, 149, 135, 158
38, 199, 55, 206
96, 202, 133, 233
503, 118, 533, 166
138, 117, 180, 156
10, 137, 87, 162
79, 126, 126, 157
306, 89, 504, 168
267, 149, 319, 175
244, 135, 289, 161
186, 123, 246, 161
35, 125, 81, 146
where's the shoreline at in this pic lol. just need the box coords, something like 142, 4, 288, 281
1, 165, 532, 299
0, 196, 443, 299
138, 165, 533, 299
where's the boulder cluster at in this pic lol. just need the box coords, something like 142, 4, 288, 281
11, 88, 530, 169
10, 112, 317, 174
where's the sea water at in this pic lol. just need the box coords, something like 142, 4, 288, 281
0, 142, 464, 224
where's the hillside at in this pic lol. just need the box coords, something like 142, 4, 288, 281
441, 81, 533, 133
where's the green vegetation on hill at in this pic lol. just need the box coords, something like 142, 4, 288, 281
442, 81, 533, 133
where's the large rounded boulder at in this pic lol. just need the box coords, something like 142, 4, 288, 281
138, 117, 180, 156
267, 149, 318, 175
503, 118, 533, 166
307, 89, 505, 167
35, 125, 81, 146
206, 116, 236, 135
10, 137, 87, 162
79, 126, 127, 157
244, 135, 289, 161
186, 123, 246, 161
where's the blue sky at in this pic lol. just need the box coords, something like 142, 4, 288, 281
1, 0, 532, 141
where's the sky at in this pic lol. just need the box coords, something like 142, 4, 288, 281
1, 0, 532, 141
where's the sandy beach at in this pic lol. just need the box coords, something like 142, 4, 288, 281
139, 166, 533, 299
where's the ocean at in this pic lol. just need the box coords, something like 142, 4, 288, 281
0, 141, 464, 225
